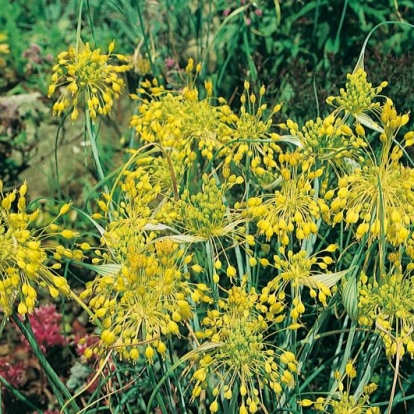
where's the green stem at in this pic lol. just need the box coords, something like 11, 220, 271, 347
12, 314, 80, 413
85, 110, 107, 188
0, 376, 41, 412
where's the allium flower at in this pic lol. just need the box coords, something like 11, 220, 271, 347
245, 151, 328, 245
358, 266, 414, 359
188, 282, 295, 414
282, 114, 367, 173
170, 173, 247, 239
300, 364, 380, 413
329, 102, 414, 245
81, 238, 210, 363
0, 181, 76, 316
262, 245, 339, 320
48, 40, 131, 120
130, 60, 232, 169
221, 82, 282, 183
327, 68, 388, 130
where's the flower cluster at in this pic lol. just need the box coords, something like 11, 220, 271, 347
81, 237, 210, 362
301, 363, 380, 413
189, 282, 293, 413
48, 40, 131, 120
39, 49, 414, 413
0, 181, 76, 316
358, 266, 414, 358
245, 151, 328, 244
327, 67, 388, 119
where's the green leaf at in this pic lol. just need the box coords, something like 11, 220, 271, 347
342, 275, 359, 321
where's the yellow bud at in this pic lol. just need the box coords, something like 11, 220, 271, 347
240, 405, 248, 414
61, 229, 76, 239
59, 203, 71, 215
130, 348, 139, 360
209, 400, 219, 413
20, 182, 28, 197
18, 302, 28, 315
227, 265, 237, 278
145, 345, 155, 360
300, 399, 314, 407
191, 264, 203, 273
108, 40, 115, 53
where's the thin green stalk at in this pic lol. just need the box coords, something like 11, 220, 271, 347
206, 240, 219, 300
329, 320, 357, 395
85, 110, 107, 189
0, 376, 41, 412
147, 364, 169, 414
12, 314, 80, 413
166, 339, 188, 414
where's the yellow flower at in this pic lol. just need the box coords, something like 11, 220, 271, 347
81, 238, 210, 363
221, 82, 282, 184
327, 68, 387, 124
282, 115, 367, 173
358, 266, 414, 359
245, 151, 327, 245
262, 246, 340, 318
329, 152, 414, 246
130, 78, 231, 171
0, 181, 74, 316
303, 364, 380, 413
188, 282, 294, 413
48, 40, 131, 120
328, 98, 414, 246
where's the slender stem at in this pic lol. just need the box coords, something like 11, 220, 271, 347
85, 110, 107, 188
0, 376, 41, 412
12, 314, 80, 413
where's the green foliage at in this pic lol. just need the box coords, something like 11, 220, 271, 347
1, 1, 414, 413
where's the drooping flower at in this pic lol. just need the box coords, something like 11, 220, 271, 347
261, 244, 340, 321
221, 82, 282, 184
0, 181, 76, 316
245, 151, 328, 245
328, 101, 414, 246
358, 265, 414, 359
282, 114, 367, 173
48, 40, 131, 120
300, 363, 380, 413
81, 238, 210, 363
188, 281, 294, 413
130, 61, 232, 171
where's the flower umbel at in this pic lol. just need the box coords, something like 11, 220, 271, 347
81, 238, 210, 363
48, 40, 131, 120
300, 364, 380, 413
358, 266, 414, 359
189, 282, 294, 413
327, 68, 387, 121
0, 181, 74, 316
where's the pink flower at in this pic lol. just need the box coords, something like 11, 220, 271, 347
0, 359, 25, 388
222, 8, 231, 16
21, 304, 66, 352
165, 57, 176, 70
